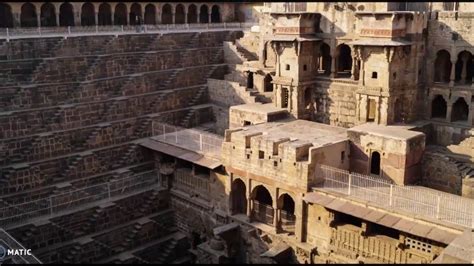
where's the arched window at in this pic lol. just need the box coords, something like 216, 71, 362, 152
199, 5, 209, 23
370, 151, 381, 176
278, 194, 295, 233
40, 3, 56, 27
451, 97, 469, 122
114, 3, 127, 25
59, 2, 74, 26
144, 4, 156, 25
264, 74, 273, 92
98, 3, 112, 26
319, 42, 331, 76
252, 185, 273, 225
336, 44, 352, 78
431, 95, 447, 119
455, 51, 473, 85
81, 3, 95, 26
211, 5, 221, 23
187, 4, 198, 24
0, 3, 13, 28
161, 4, 172, 24
21, 3, 38, 27
434, 50, 452, 83
231, 179, 247, 215
175, 4, 185, 24
129, 3, 142, 25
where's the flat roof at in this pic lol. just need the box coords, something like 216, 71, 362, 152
348, 39, 412, 46
348, 123, 424, 141
270, 35, 321, 42
235, 119, 348, 148
230, 103, 287, 115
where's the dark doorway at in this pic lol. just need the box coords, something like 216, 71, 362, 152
81, 3, 95, 26
129, 3, 142, 25
0, 3, 13, 28
60, 2, 74, 26
211, 5, 221, 23
200, 5, 209, 23
367, 99, 376, 122
144, 4, 155, 25
319, 42, 332, 76
264, 74, 273, 92
40, 3, 56, 27
114, 3, 127, 25
161, 4, 172, 24
231, 179, 247, 215
434, 50, 452, 83
451, 97, 469, 122
98, 3, 112, 26
337, 44, 352, 78
370, 151, 381, 175
188, 5, 198, 24
247, 72, 254, 89
175, 4, 185, 24
21, 3, 38, 27
431, 95, 447, 119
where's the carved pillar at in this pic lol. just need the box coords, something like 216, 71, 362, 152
461, 55, 468, 84
272, 201, 278, 232
330, 53, 336, 78
208, 14, 212, 23
449, 60, 456, 87
295, 197, 304, 242
94, 12, 98, 26
36, 14, 41, 27
184, 12, 188, 24
56, 12, 60, 27
172, 12, 175, 24
446, 99, 453, 122
111, 10, 115, 25
468, 106, 473, 126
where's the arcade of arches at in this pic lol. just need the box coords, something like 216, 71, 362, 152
1, 2, 225, 28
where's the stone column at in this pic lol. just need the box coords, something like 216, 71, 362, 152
197, 11, 201, 23
449, 60, 456, 87
272, 201, 278, 232
468, 106, 473, 126
95, 12, 99, 26
289, 87, 294, 112
156, 12, 161, 24
461, 55, 468, 84
184, 12, 188, 24
172, 12, 175, 24
246, 179, 252, 221
208, 14, 212, 23
36, 14, 41, 28
330, 53, 336, 78
295, 197, 304, 242
446, 100, 453, 122
351, 57, 356, 80
13, 13, 21, 27
111, 11, 115, 25
56, 12, 60, 27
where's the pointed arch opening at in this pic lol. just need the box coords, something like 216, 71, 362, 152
455, 51, 473, 85
336, 44, 352, 78
175, 4, 185, 24
0, 3, 13, 28
434, 50, 452, 83
370, 151, 381, 176
211, 5, 221, 23
231, 179, 247, 215
40, 3, 56, 27
278, 194, 295, 233
59, 2, 74, 26
251, 185, 273, 225
98, 3, 112, 26
319, 42, 332, 76
114, 3, 127, 25
199, 5, 209, 23
187, 5, 198, 24
264, 74, 273, 92
161, 4, 172, 24
81, 3, 95, 26
144, 4, 156, 25
451, 97, 469, 122
21, 3, 38, 27
129, 3, 142, 25
431, 95, 447, 119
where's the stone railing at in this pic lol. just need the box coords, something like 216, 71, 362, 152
0, 171, 158, 226
0, 23, 257, 41
315, 164, 474, 229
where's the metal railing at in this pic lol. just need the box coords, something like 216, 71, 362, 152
152, 122, 223, 159
315, 164, 474, 229
0, 229, 42, 264
0, 22, 257, 41
0, 171, 158, 226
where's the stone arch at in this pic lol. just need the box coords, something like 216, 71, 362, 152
199, 5, 209, 23
175, 4, 185, 24
114, 3, 127, 25
98, 3, 112, 26
251, 185, 273, 205
231, 179, 247, 215
455, 50, 473, 84
431, 95, 447, 119
434, 49, 452, 83
81, 2, 95, 26
40, 3, 56, 27
251, 185, 274, 225
129, 3, 142, 25
59, 2, 74, 26
0, 3, 13, 28
277, 193, 296, 234
451, 97, 469, 122
161, 4, 172, 24
264, 74, 273, 92
187, 4, 198, 24
144, 4, 156, 25
21, 3, 37, 27
319, 42, 332, 76
370, 151, 381, 176
336, 44, 352, 78
211, 5, 221, 23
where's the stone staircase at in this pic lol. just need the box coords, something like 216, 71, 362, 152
132, 117, 153, 139
235, 41, 258, 61
113, 143, 139, 169
154, 238, 179, 264
60, 154, 84, 180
